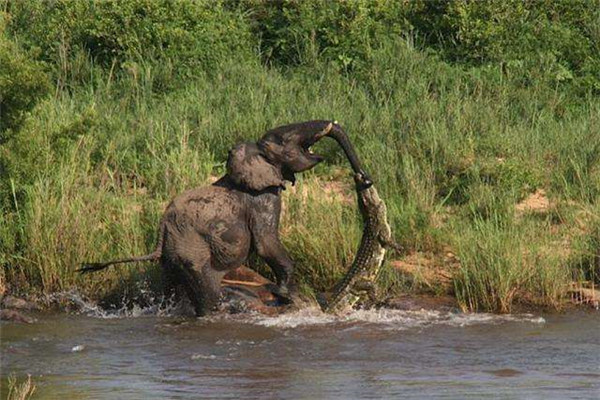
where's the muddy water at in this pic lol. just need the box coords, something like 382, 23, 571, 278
2, 305, 599, 399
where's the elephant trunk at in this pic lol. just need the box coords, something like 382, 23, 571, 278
327, 124, 373, 188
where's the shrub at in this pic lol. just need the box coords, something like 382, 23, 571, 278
238, 1, 600, 93
0, 13, 50, 140
238, 0, 415, 70
5, 0, 256, 90
412, 0, 600, 93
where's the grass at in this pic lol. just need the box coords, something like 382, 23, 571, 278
452, 213, 569, 313
2, 34, 600, 312
5, 374, 36, 400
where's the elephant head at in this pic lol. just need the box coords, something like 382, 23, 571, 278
227, 120, 372, 191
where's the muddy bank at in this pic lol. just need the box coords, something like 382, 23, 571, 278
1, 265, 597, 323
1, 296, 40, 323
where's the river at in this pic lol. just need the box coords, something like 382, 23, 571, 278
2, 302, 599, 399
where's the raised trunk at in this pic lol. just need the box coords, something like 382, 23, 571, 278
328, 127, 373, 187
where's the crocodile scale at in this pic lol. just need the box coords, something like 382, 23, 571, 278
321, 182, 393, 313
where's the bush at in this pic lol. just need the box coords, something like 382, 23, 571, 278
240, 0, 600, 93
0, 13, 50, 262
0, 13, 50, 140
412, 0, 600, 93
6, 0, 256, 90
238, 0, 415, 70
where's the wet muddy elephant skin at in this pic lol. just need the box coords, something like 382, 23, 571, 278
80, 120, 371, 316
158, 176, 291, 316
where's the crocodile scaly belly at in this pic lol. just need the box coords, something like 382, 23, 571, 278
339, 246, 386, 310
322, 184, 391, 313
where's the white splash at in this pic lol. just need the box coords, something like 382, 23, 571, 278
45, 289, 191, 319
246, 306, 545, 330
45, 290, 545, 330
250, 307, 338, 328
190, 354, 217, 360
71, 344, 86, 352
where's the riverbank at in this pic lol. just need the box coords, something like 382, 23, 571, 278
1, 274, 597, 326
1, 173, 599, 318
2, 169, 599, 316
2, 2, 600, 314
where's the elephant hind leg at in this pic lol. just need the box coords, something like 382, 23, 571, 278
179, 260, 224, 316
161, 264, 186, 301
163, 228, 225, 316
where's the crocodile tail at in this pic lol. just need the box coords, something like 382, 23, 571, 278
323, 242, 369, 312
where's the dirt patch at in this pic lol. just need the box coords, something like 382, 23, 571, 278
385, 294, 458, 311
284, 177, 354, 205
320, 179, 354, 205
0, 295, 41, 323
1, 295, 41, 311
515, 189, 550, 216
390, 251, 456, 293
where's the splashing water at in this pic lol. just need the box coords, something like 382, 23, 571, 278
44, 289, 193, 319
3, 306, 596, 400
42, 290, 545, 330
243, 306, 546, 329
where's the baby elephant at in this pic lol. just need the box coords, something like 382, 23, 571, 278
80, 120, 371, 316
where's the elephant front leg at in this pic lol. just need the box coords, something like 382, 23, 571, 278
250, 192, 296, 303
254, 233, 296, 302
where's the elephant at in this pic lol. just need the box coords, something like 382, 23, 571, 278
80, 120, 372, 316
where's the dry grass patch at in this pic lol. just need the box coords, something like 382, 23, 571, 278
6, 374, 35, 400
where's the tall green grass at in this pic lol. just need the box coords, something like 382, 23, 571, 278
2, 1, 599, 311
452, 213, 571, 313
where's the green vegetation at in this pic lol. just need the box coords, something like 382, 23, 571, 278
1, 0, 599, 313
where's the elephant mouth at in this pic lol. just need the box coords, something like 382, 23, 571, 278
300, 121, 332, 163
303, 143, 324, 163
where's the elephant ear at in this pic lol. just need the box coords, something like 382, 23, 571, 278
226, 142, 284, 191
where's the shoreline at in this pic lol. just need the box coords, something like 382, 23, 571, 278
1, 288, 597, 324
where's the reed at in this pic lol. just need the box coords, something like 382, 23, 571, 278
6, 374, 35, 400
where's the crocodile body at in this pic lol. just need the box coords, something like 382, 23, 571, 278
321, 180, 394, 313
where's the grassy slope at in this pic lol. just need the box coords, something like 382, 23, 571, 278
2, 4, 600, 313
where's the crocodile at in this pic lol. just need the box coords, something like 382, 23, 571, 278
319, 173, 400, 313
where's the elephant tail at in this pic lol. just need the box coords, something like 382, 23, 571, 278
77, 218, 166, 274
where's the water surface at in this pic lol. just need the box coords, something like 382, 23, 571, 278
2, 305, 599, 399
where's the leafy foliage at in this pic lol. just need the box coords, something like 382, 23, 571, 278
238, 0, 600, 92
0, 14, 50, 139
6, 0, 255, 90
